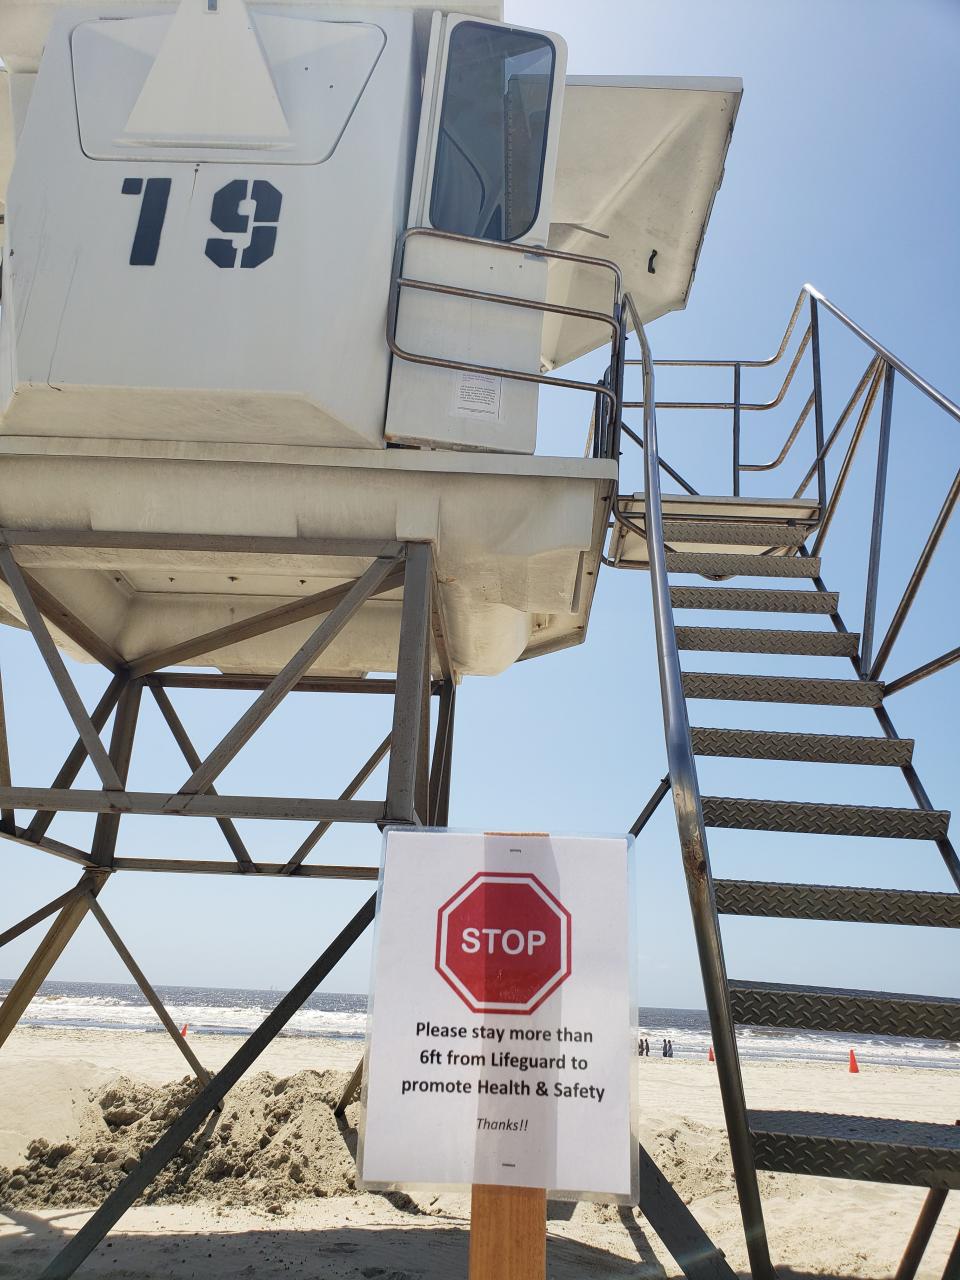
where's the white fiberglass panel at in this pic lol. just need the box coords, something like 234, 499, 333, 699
72, 9, 386, 162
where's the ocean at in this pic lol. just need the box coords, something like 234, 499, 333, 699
2, 978, 957, 1070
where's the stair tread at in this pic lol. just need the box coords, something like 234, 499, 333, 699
715, 880, 960, 927
728, 979, 960, 1041
691, 727, 912, 764
683, 672, 884, 706
748, 1110, 960, 1187
665, 552, 821, 578
701, 795, 949, 839
662, 520, 811, 546
677, 627, 858, 656
749, 1110, 960, 1149
671, 586, 838, 613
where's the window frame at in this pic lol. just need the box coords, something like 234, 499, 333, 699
428, 20, 558, 245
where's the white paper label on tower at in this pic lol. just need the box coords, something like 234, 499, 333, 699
452, 371, 502, 419
359, 829, 637, 1201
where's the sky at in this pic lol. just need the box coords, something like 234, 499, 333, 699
2, 0, 959, 1011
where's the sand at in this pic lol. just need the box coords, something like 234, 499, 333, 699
1, 1026, 958, 1278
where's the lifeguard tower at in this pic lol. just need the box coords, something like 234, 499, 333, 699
0, 2, 957, 1277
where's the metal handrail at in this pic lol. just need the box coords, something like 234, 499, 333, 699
387, 227, 624, 460
623, 325, 811, 412
805, 284, 960, 424
622, 291, 775, 1280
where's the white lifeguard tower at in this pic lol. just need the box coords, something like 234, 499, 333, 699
0, 3, 752, 1276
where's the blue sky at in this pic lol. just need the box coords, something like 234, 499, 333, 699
2, 0, 959, 1009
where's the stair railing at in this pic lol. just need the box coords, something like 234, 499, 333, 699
622, 288, 824, 504
622, 291, 776, 1280
800, 285, 960, 691
622, 282, 960, 700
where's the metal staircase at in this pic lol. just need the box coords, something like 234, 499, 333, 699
616, 290, 960, 1278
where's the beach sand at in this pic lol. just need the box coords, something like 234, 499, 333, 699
1, 1026, 958, 1278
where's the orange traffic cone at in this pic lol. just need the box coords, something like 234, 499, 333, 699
180, 1024, 189, 1037
848, 1049, 859, 1073
708, 1045, 715, 1063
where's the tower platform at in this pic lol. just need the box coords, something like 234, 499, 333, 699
0, 436, 616, 678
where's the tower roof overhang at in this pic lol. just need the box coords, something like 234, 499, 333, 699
542, 75, 743, 371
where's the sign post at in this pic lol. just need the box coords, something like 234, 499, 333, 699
359, 830, 636, 1278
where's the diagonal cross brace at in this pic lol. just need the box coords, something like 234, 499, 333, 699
0, 548, 124, 791
40, 892, 378, 1279
87, 896, 213, 1088
0, 886, 88, 949
128, 560, 406, 679
174, 548, 404, 800
26, 676, 126, 842
150, 686, 255, 870
281, 730, 392, 874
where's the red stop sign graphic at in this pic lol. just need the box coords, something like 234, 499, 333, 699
435, 872, 572, 1015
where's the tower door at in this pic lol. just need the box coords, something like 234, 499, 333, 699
385, 14, 566, 453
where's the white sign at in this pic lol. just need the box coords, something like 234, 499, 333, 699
452, 370, 502, 419
359, 830, 637, 1201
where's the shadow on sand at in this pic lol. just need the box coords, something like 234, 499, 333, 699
0, 1205, 898, 1280
0, 1205, 659, 1279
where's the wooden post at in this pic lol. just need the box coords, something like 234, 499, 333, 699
469, 1184, 546, 1280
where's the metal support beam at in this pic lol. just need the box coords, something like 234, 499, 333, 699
0, 869, 109, 1049
150, 686, 255, 871
630, 775, 671, 837
895, 1188, 950, 1280
87, 896, 212, 1087
149, 674, 425, 695
90, 681, 142, 868
386, 544, 432, 824
0, 670, 14, 833
428, 680, 456, 826
0, 788, 385, 823
0, 824, 96, 867
26, 676, 125, 842
175, 550, 403, 796
943, 1231, 960, 1280
860, 361, 895, 675
0, 552, 124, 671
129, 556, 404, 678
281, 731, 392, 874
0, 886, 87, 949
40, 892, 378, 1280
0, 548, 124, 789
113, 857, 378, 879
636, 1144, 738, 1279
334, 1058, 364, 1118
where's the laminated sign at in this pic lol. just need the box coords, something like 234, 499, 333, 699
359, 830, 637, 1200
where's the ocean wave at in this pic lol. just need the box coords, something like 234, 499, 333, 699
5, 982, 957, 1069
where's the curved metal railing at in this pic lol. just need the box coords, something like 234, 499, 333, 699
387, 227, 625, 460
622, 292, 776, 1280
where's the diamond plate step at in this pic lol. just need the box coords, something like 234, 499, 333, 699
662, 521, 811, 546
691, 727, 912, 764
715, 880, 960, 928
671, 586, 838, 613
701, 796, 949, 838
665, 552, 822, 578
729, 980, 960, 1040
677, 627, 859, 656
682, 672, 884, 706
748, 1112, 960, 1188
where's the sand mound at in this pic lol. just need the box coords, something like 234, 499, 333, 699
0, 1068, 361, 1212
